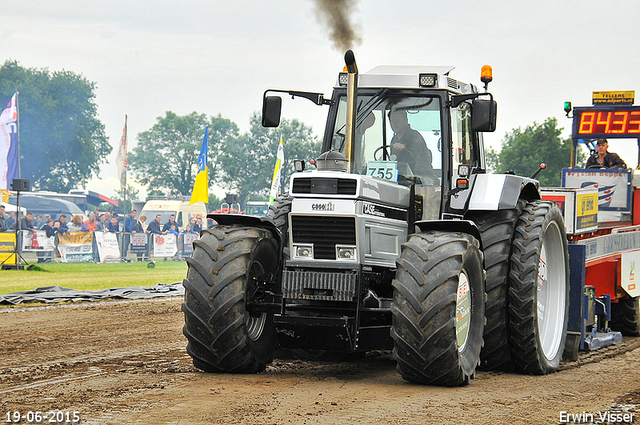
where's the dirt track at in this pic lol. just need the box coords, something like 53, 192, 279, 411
2, 297, 640, 425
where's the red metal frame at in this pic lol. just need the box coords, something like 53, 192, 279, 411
585, 255, 620, 300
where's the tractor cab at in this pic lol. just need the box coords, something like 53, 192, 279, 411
263, 62, 498, 223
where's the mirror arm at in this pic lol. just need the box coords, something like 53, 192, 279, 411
263, 89, 328, 106
451, 93, 478, 108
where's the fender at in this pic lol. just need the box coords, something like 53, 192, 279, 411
467, 174, 540, 211
413, 219, 483, 250
208, 213, 283, 249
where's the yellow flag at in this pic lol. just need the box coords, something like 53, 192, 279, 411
189, 126, 208, 205
268, 137, 285, 205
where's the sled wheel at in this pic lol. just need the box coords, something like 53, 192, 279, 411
391, 231, 485, 386
509, 200, 569, 374
611, 296, 640, 336
182, 226, 278, 373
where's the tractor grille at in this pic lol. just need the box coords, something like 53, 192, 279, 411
291, 215, 356, 260
282, 270, 357, 301
292, 178, 357, 195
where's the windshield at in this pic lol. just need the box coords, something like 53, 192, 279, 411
330, 93, 442, 186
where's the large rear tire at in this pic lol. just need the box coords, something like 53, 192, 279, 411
611, 296, 640, 336
467, 202, 524, 371
391, 231, 485, 386
509, 200, 569, 374
182, 226, 278, 373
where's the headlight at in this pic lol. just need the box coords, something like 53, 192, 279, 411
419, 73, 437, 87
293, 244, 314, 259
336, 245, 357, 261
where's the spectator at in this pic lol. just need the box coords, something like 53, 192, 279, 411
67, 214, 87, 232
193, 217, 203, 233
167, 223, 179, 236
19, 211, 34, 231
182, 223, 197, 234
84, 212, 98, 232
6, 211, 15, 230
107, 216, 119, 233
147, 214, 164, 234
41, 218, 56, 238
32, 214, 43, 229
133, 214, 148, 262
112, 213, 123, 231
125, 210, 137, 234
0, 205, 6, 232
59, 215, 69, 234
148, 214, 165, 260
136, 214, 148, 233
96, 213, 108, 231
51, 220, 63, 237
163, 214, 179, 233
39, 214, 51, 230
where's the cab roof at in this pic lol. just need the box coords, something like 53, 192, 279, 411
337, 65, 475, 95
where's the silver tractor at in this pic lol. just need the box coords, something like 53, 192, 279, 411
182, 51, 569, 386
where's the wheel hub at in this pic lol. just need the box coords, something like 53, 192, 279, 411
456, 271, 472, 352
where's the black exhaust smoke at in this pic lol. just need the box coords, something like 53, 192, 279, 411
313, 0, 362, 52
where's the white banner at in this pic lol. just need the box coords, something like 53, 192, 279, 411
95, 231, 121, 263
563, 169, 631, 211
153, 233, 177, 258
21, 230, 55, 252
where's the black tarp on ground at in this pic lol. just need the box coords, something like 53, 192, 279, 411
0, 282, 184, 305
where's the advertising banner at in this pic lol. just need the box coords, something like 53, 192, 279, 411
0, 232, 16, 264
130, 232, 148, 254
181, 233, 198, 256
621, 251, 640, 298
153, 233, 177, 258
57, 232, 94, 263
94, 231, 121, 263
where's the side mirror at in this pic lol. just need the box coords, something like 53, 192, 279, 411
472, 99, 497, 132
262, 96, 282, 127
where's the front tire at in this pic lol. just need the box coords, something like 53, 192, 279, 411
509, 200, 569, 374
467, 203, 524, 371
391, 231, 485, 386
182, 226, 278, 373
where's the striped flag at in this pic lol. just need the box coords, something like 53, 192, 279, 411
189, 126, 209, 205
0, 93, 18, 190
116, 115, 127, 189
268, 137, 284, 205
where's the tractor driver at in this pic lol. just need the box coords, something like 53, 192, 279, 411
389, 108, 434, 178
585, 138, 627, 169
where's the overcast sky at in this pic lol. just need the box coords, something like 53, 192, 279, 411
2, 0, 640, 199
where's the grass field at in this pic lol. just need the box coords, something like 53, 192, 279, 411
0, 261, 188, 295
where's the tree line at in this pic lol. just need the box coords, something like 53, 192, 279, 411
0, 60, 587, 209
0, 60, 321, 209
